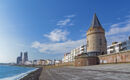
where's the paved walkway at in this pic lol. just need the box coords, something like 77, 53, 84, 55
39, 64, 130, 80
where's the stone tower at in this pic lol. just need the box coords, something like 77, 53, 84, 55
86, 13, 107, 56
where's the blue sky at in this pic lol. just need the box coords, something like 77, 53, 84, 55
0, 0, 130, 63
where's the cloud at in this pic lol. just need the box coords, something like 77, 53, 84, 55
106, 16, 130, 45
32, 39, 86, 54
65, 14, 76, 18
44, 29, 69, 42
106, 35, 128, 45
57, 19, 71, 26
106, 24, 130, 35
110, 23, 122, 28
57, 14, 76, 27
31, 41, 41, 48
106, 20, 130, 36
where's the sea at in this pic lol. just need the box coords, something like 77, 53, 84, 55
0, 65, 37, 80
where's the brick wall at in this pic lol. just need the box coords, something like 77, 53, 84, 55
75, 56, 99, 66
98, 50, 130, 64
55, 62, 74, 67
57, 50, 130, 67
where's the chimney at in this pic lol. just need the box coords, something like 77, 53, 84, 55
129, 36, 130, 40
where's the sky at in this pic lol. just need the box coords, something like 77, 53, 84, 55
0, 0, 130, 63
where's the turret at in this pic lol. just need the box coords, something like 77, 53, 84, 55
86, 13, 107, 56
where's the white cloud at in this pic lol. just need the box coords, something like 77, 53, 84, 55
106, 35, 128, 45
65, 14, 76, 18
32, 39, 86, 54
57, 14, 76, 27
44, 29, 69, 42
31, 41, 41, 48
106, 17, 130, 45
106, 20, 130, 35
110, 23, 121, 28
57, 19, 71, 26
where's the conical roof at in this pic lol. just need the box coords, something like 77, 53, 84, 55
91, 13, 102, 27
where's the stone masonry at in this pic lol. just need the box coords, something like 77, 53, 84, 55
86, 13, 107, 56
99, 50, 130, 64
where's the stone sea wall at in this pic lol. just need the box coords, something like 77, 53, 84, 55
55, 62, 74, 66
98, 50, 130, 64
55, 50, 130, 67
75, 56, 99, 66
20, 68, 42, 80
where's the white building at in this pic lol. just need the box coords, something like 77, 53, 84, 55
70, 45, 87, 61
107, 42, 122, 54
32, 60, 37, 65
36, 60, 42, 65
62, 45, 87, 63
46, 59, 53, 65
107, 37, 130, 54
62, 53, 71, 63
55, 60, 62, 64
24, 61, 33, 65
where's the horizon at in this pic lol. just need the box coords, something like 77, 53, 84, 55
0, 0, 130, 63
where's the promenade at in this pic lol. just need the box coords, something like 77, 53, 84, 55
39, 64, 130, 80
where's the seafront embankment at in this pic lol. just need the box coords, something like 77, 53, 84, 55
19, 63, 130, 80
39, 64, 130, 80
20, 68, 42, 80
20, 50, 130, 80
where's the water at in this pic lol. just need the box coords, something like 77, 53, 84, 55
0, 65, 37, 80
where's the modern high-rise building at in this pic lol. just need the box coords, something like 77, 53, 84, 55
16, 51, 29, 64
17, 57, 21, 64
86, 13, 107, 56
23, 52, 28, 63
16, 52, 23, 64
20, 52, 22, 59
